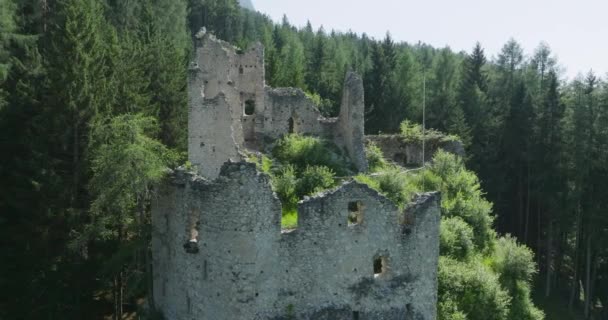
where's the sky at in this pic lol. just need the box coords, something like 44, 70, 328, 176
253, 0, 607, 80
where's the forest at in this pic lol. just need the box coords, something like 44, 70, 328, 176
0, 0, 607, 319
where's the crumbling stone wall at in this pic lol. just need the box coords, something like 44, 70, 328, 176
263, 87, 335, 140
336, 72, 367, 172
188, 31, 368, 178
152, 162, 440, 320
366, 135, 465, 167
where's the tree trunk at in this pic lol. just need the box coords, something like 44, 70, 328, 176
554, 229, 565, 289
524, 165, 531, 244
537, 201, 542, 268
518, 166, 524, 238
545, 217, 553, 297
589, 253, 599, 319
72, 119, 80, 207
113, 276, 119, 320
569, 207, 581, 310
584, 234, 592, 318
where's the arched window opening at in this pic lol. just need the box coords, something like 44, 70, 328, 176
288, 117, 295, 134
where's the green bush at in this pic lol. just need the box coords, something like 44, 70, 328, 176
354, 168, 419, 209
440, 216, 475, 260
272, 165, 298, 212
491, 236, 537, 287
376, 168, 411, 206
506, 281, 545, 320
400, 120, 424, 142
427, 151, 496, 252
296, 165, 336, 197
438, 257, 511, 320
365, 142, 387, 172
438, 299, 467, 320
399, 119, 460, 143
272, 134, 349, 175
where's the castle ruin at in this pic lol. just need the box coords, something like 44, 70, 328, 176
151, 31, 442, 319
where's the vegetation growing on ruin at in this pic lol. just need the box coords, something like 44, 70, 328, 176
247, 134, 354, 228
357, 147, 543, 320
399, 120, 460, 144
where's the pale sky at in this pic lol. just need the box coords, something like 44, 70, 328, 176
253, 0, 607, 80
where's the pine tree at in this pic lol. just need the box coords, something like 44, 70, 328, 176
82, 114, 177, 319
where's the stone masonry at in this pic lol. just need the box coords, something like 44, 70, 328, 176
151, 30, 442, 319
188, 30, 367, 178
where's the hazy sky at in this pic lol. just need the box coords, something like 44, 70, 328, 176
253, 0, 607, 79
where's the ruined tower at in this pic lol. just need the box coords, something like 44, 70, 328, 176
188, 31, 369, 179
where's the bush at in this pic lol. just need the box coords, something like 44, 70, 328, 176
400, 120, 424, 142
490, 237, 543, 320
438, 299, 467, 320
305, 91, 335, 117
427, 151, 496, 252
376, 168, 411, 206
491, 236, 537, 287
246, 153, 273, 174
272, 165, 298, 212
506, 281, 545, 320
365, 142, 387, 172
440, 216, 475, 260
399, 119, 460, 143
439, 257, 511, 320
296, 165, 336, 197
272, 134, 350, 175
354, 168, 418, 209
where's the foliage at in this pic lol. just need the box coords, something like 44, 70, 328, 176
296, 165, 335, 197
365, 142, 388, 172
438, 257, 511, 320
440, 216, 475, 260
400, 120, 424, 142
491, 236, 537, 287
427, 151, 495, 251
399, 120, 460, 143
272, 134, 350, 175
272, 164, 298, 213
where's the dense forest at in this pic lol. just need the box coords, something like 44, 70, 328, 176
1, 0, 607, 319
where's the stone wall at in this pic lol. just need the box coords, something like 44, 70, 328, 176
365, 135, 465, 167
263, 87, 336, 140
152, 163, 440, 319
336, 72, 367, 172
188, 31, 369, 179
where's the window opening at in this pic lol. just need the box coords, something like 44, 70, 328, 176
374, 256, 387, 277
184, 216, 200, 254
244, 99, 256, 115
352, 311, 360, 320
348, 201, 363, 226
239, 65, 244, 74
288, 117, 295, 134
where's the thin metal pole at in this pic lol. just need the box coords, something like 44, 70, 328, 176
422, 71, 426, 166
422, 70, 426, 190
